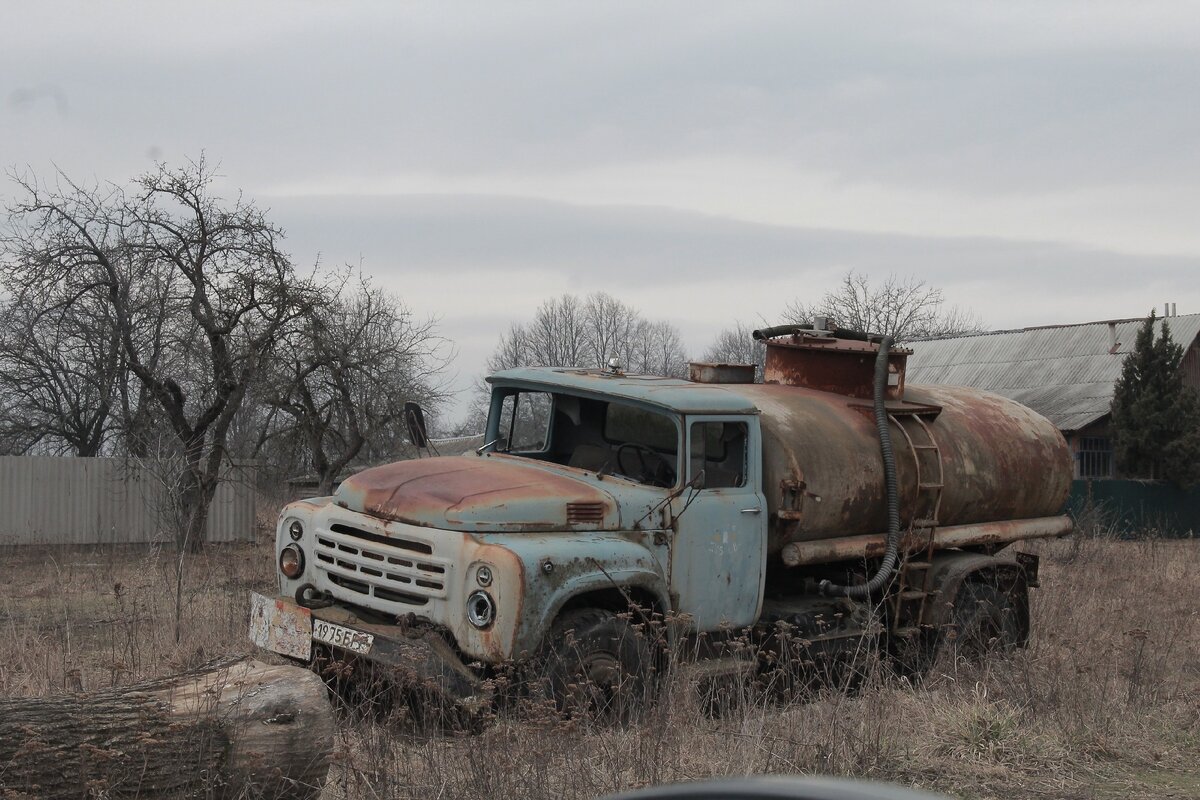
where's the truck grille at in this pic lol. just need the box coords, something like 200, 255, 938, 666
313, 520, 450, 609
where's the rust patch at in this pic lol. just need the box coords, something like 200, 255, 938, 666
334, 455, 617, 532
781, 515, 1072, 566
763, 336, 910, 400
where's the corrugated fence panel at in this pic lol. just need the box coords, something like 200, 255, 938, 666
206, 461, 258, 543
0, 456, 257, 546
1069, 478, 1200, 537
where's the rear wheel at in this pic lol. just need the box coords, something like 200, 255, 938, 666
536, 608, 654, 721
947, 579, 1028, 659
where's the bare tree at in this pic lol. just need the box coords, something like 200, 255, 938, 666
626, 319, 689, 378
469, 291, 689, 435
486, 291, 688, 375
703, 321, 764, 365
783, 271, 982, 341
258, 273, 451, 494
4, 159, 318, 551
702, 321, 767, 381
581, 292, 642, 369
0, 288, 122, 455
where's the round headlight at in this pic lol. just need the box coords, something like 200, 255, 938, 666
466, 590, 495, 629
475, 565, 493, 587
279, 544, 305, 579
288, 520, 304, 541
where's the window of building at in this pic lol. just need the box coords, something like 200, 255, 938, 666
1076, 436, 1113, 478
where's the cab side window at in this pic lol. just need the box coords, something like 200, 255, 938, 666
690, 421, 748, 488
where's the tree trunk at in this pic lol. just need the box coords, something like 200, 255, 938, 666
179, 470, 212, 554
0, 659, 335, 799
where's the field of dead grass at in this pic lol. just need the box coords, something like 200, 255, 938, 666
0, 531, 1196, 799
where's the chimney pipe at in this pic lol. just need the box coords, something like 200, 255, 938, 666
1107, 322, 1119, 353
1172, 302, 1177, 317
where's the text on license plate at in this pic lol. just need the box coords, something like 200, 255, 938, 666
313, 620, 375, 654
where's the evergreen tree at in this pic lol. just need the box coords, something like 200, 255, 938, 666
1110, 311, 1200, 487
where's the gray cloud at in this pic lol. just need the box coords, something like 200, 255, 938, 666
268, 193, 1194, 291
6, 3, 1199, 195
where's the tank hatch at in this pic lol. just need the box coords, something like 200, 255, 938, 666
753, 326, 911, 400
688, 362, 757, 384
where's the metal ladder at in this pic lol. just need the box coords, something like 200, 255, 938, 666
886, 411, 945, 636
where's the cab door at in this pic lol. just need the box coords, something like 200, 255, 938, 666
668, 415, 767, 630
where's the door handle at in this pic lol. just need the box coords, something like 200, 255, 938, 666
739, 507, 761, 514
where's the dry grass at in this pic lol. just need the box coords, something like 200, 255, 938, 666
1, 533, 1197, 800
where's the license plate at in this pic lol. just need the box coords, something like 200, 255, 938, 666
313, 619, 375, 654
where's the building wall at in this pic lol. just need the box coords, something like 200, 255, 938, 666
1183, 338, 1200, 392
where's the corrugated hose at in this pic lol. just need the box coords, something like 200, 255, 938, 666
819, 334, 900, 598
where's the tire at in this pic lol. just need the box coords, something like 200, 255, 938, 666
535, 608, 654, 721
947, 579, 1028, 660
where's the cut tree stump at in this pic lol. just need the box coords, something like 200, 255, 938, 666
0, 659, 334, 799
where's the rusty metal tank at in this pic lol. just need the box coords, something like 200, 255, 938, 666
720, 332, 1073, 558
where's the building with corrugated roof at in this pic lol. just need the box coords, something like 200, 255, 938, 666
906, 311, 1200, 479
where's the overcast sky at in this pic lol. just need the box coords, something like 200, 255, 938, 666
4, 2, 1199, 422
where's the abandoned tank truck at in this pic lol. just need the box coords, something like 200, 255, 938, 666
250, 325, 1073, 708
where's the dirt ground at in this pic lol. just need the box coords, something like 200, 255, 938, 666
1, 534, 1197, 799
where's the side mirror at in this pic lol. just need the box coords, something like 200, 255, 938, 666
404, 401, 429, 450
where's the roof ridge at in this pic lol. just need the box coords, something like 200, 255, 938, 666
914, 312, 1200, 342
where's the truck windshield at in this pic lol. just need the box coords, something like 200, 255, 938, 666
486, 389, 679, 488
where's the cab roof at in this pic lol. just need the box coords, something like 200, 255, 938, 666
487, 367, 759, 415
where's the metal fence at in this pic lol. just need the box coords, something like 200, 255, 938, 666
0, 456, 257, 546
1069, 478, 1200, 537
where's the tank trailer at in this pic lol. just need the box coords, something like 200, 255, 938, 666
251, 325, 1072, 709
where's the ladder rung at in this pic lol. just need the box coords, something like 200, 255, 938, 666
912, 518, 938, 529
912, 444, 939, 450
893, 626, 922, 637
898, 590, 927, 601
904, 561, 932, 570
918, 483, 944, 489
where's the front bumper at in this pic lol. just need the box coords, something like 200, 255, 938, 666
249, 592, 485, 704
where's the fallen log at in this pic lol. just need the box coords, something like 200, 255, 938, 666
0, 659, 334, 799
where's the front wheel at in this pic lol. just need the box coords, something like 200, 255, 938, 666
535, 608, 655, 721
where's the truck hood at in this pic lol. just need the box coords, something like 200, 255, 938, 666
333, 455, 621, 532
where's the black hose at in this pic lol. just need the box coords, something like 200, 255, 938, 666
752, 323, 878, 343
752, 324, 813, 340
830, 327, 872, 342
820, 335, 900, 598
